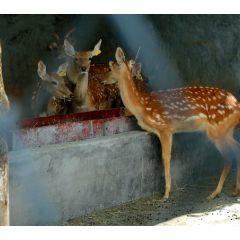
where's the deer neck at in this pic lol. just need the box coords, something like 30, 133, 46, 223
66, 57, 78, 85
118, 67, 146, 118
74, 72, 89, 105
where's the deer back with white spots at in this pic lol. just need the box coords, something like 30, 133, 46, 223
31, 61, 75, 117
101, 47, 240, 202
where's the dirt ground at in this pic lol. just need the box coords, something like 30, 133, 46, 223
55, 169, 240, 226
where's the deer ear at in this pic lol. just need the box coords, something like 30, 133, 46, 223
52, 42, 58, 48
131, 62, 142, 77
49, 42, 58, 49
109, 61, 114, 67
126, 47, 141, 69
38, 60, 47, 80
69, 37, 76, 46
128, 59, 135, 68
115, 47, 125, 67
91, 39, 102, 56
64, 39, 76, 57
56, 62, 69, 74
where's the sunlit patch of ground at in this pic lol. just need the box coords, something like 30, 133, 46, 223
55, 169, 240, 226
156, 203, 240, 226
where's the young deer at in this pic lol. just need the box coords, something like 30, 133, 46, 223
101, 47, 240, 202
31, 61, 75, 117
64, 39, 120, 112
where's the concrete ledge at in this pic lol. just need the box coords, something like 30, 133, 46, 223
9, 130, 225, 226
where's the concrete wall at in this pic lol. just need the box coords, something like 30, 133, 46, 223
1, 15, 240, 120
8, 130, 226, 226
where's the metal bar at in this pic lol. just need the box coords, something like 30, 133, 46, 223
103, 122, 108, 136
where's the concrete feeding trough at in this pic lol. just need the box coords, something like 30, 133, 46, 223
6, 108, 139, 151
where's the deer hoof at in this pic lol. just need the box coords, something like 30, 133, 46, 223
230, 193, 237, 197
162, 196, 168, 202
206, 195, 214, 201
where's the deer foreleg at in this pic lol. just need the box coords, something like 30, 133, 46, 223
158, 130, 173, 201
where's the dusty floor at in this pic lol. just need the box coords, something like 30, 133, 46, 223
56, 169, 240, 226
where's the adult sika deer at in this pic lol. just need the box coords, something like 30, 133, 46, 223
101, 47, 240, 202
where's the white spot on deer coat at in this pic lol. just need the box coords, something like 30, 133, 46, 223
218, 110, 225, 115
186, 116, 200, 121
199, 113, 207, 118
149, 117, 156, 123
156, 114, 160, 120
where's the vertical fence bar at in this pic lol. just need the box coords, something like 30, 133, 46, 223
0, 38, 10, 226
103, 122, 108, 136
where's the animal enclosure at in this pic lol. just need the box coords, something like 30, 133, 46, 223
1, 14, 240, 225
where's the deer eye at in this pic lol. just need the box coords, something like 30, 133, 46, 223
109, 68, 111, 72
74, 58, 78, 62
51, 81, 57, 85
89, 57, 92, 60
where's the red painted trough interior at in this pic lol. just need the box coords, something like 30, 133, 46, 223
6, 108, 140, 151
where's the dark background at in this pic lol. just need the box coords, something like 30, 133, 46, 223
1, 14, 240, 120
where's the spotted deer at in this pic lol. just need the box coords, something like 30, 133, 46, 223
49, 31, 119, 103
49, 29, 147, 110
64, 39, 121, 112
101, 47, 240, 202
31, 61, 75, 117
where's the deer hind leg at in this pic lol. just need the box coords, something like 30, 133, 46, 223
233, 157, 240, 196
228, 137, 240, 196
157, 130, 173, 201
209, 141, 233, 199
207, 128, 235, 199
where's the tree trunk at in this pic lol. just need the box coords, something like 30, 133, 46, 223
0, 38, 10, 226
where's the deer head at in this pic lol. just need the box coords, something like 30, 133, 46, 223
37, 60, 74, 101
64, 39, 102, 74
101, 47, 133, 85
49, 28, 76, 59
